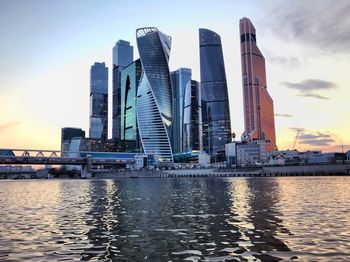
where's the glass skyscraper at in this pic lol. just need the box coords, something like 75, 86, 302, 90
112, 40, 133, 139
199, 28, 232, 162
113, 40, 134, 67
136, 27, 174, 166
120, 58, 142, 152
171, 68, 191, 154
183, 80, 203, 153
239, 17, 277, 152
89, 62, 108, 141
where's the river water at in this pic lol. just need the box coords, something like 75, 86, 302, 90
0, 177, 349, 261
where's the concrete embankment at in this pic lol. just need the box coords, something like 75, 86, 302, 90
262, 163, 350, 176
94, 163, 350, 179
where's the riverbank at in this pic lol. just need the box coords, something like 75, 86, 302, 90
94, 163, 350, 179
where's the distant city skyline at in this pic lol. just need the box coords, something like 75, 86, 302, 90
0, 0, 349, 153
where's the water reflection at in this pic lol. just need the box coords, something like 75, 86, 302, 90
0, 177, 350, 261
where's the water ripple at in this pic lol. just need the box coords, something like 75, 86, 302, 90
0, 177, 350, 261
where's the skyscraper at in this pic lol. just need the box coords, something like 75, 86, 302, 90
136, 27, 174, 166
171, 68, 192, 154
183, 80, 203, 153
120, 58, 142, 152
199, 28, 232, 162
112, 40, 133, 139
89, 62, 108, 140
239, 17, 277, 152
113, 40, 134, 67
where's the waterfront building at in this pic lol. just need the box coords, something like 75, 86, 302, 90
308, 152, 346, 164
171, 68, 192, 154
89, 62, 108, 141
112, 40, 134, 139
136, 27, 174, 166
199, 28, 232, 162
183, 80, 203, 153
239, 17, 277, 152
268, 149, 300, 165
298, 150, 321, 164
226, 140, 267, 167
120, 59, 142, 152
225, 143, 236, 167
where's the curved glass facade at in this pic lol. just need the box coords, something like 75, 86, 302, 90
136, 27, 173, 165
120, 59, 142, 152
183, 80, 203, 153
199, 29, 231, 161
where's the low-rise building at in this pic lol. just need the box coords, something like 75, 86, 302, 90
308, 152, 346, 164
268, 149, 301, 165
226, 140, 267, 167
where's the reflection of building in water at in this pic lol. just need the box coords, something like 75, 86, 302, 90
80, 179, 291, 261
246, 178, 291, 260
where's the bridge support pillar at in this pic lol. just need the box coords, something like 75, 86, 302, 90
81, 165, 91, 178
81, 155, 92, 178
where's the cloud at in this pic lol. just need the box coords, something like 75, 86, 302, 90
0, 121, 21, 131
281, 79, 337, 99
289, 128, 336, 147
263, 0, 350, 54
282, 79, 337, 91
269, 56, 301, 69
297, 93, 329, 100
275, 113, 294, 118
300, 138, 335, 146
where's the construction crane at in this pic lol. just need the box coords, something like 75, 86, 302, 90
292, 129, 301, 150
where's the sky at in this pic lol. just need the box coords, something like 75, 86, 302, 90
0, 0, 349, 152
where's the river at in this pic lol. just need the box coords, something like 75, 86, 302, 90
0, 177, 349, 261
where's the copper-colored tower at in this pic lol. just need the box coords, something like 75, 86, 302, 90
240, 17, 277, 152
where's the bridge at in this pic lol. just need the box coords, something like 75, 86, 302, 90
0, 148, 138, 178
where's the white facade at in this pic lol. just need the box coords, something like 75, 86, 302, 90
227, 140, 267, 167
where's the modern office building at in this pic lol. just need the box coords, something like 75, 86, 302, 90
61, 127, 85, 151
112, 40, 134, 139
113, 40, 134, 67
89, 62, 108, 141
226, 140, 267, 167
136, 27, 174, 166
183, 80, 203, 153
239, 17, 277, 152
61, 127, 85, 144
120, 59, 142, 152
171, 68, 192, 154
199, 28, 232, 162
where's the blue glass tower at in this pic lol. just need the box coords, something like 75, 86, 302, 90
171, 68, 191, 154
183, 80, 203, 153
89, 62, 108, 141
199, 29, 232, 162
136, 27, 173, 166
113, 40, 133, 67
112, 40, 133, 139
120, 59, 142, 152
